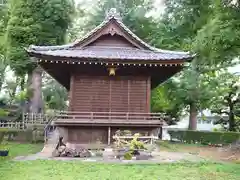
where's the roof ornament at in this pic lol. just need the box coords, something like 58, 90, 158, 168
105, 8, 122, 21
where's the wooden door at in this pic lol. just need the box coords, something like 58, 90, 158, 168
110, 77, 148, 112
71, 76, 110, 112
71, 75, 149, 113
110, 77, 129, 112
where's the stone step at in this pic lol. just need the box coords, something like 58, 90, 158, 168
41, 128, 59, 157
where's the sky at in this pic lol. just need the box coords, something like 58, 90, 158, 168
228, 64, 240, 74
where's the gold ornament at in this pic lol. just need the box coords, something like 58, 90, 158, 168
108, 67, 116, 76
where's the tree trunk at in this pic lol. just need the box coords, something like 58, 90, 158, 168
188, 102, 197, 130
24, 72, 33, 113
20, 76, 25, 91
29, 66, 43, 113
0, 76, 4, 92
0, 65, 6, 93
9, 77, 19, 105
229, 103, 236, 131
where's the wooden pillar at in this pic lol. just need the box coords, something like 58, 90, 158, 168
127, 79, 130, 112
150, 129, 155, 144
150, 132, 153, 144
108, 126, 111, 145
146, 76, 151, 113
158, 127, 163, 140
109, 78, 112, 112
69, 74, 74, 111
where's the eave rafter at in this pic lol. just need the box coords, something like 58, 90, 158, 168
36, 58, 185, 67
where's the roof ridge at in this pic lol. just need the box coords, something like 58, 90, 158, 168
82, 46, 176, 54
152, 48, 191, 55
81, 46, 138, 50
105, 8, 122, 21
28, 44, 73, 51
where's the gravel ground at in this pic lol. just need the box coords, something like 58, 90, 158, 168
13, 151, 205, 163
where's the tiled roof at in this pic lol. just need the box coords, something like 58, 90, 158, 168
27, 8, 194, 61
27, 47, 192, 61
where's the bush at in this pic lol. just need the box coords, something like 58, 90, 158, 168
130, 133, 146, 150
0, 128, 44, 143
124, 151, 132, 160
168, 130, 240, 145
0, 132, 4, 143
0, 129, 24, 143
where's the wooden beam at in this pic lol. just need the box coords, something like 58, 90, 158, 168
69, 74, 75, 111
108, 126, 111, 145
146, 76, 151, 113
127, 79, 130, 112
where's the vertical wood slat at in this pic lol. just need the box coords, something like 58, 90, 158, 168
128, 77, 148, 113
107, 126, 111, 145
73, 76, 110, 112
69, 74, 75, 111
71, 75, 149, 113
127, 79, 130, 112
91, 112, 93, 121
146, 76, 151, 113
110, 77, 128, 112
109, 78, 112, 112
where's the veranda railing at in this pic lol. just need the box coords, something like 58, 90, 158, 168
1, 111, 166, 129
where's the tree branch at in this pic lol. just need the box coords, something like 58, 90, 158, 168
233, 97, 240, 104
212, 109, 229, 115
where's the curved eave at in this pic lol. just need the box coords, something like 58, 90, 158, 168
27, 50, 194, 63
26, 16, 195, 58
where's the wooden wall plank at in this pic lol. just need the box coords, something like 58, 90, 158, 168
69, 74, 75, 111
146, 76, 151, 113
71, 75, 150, 113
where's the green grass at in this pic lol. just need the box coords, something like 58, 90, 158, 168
0, 142, 42, 161
156, 140, 206, 151
0, 161, 239, 180
0, 143, 239, 180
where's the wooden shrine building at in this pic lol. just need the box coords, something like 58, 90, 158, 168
27, 9, 193, 145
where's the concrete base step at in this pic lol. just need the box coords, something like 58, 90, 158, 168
40, 128, 60, 157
